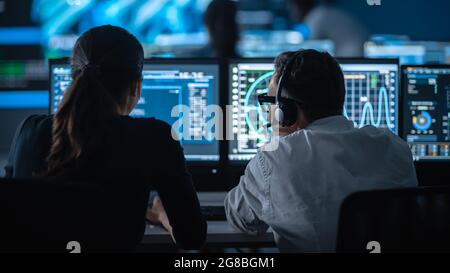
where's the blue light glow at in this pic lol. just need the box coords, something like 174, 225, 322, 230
31, 0, 211, 51
0, 91, 49, 109
0, 27, 42, 45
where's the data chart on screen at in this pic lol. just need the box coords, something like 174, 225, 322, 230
340, 62, 399, 134
50, 61, 220, 162
228, 60, 399, 162
403, 66, 450, 161
228, 62, 274, 161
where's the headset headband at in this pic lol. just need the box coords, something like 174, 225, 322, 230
276, 51, 304, 106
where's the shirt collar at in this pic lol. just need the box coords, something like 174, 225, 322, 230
305, 115, 355, 132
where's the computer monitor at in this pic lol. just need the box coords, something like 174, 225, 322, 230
228, 59, 274, 161
365, 41, 450, 65
0, 59, 49, 152
364, 42, 427, 65
0, 59, 48, 109
402, 65, 450, 161
339, 59, 399, 134
445, 46, 450, 64
49, 58, 71, 113
238, 30, 335, 57
49, 58, 220, 162
228, 58, 399, 162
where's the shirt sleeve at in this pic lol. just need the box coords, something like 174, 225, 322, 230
150, 121, 207, 250
224, 152, 270, 235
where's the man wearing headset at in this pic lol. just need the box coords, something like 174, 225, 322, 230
224, 49, 418, 253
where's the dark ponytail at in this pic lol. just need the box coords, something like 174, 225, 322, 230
46, 25, 144, 178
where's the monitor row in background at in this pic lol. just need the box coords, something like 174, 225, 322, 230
227, 60, 450, 162
47, 58, 450, 163
1, 58, 448, 163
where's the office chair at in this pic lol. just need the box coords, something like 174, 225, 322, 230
0, 177, 149, 253
336, 187, 450, 253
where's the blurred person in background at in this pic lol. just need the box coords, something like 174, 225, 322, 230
288, 0, 368, 57
187, 0, 240, 58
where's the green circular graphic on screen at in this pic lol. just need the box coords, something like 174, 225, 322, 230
244, 71, 273, 142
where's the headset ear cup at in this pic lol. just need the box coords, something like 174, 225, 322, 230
274, 107, 284, 124
280, 101, 298, 127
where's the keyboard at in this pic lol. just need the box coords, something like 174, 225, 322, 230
201, 206, 226, 221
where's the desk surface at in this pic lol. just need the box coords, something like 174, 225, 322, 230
198, 192, 227, 206
143, 221, 275, 247
142, 192, 275, 248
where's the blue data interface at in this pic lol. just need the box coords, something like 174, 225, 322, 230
228, 61, 399, 161
50, 64, 220, 162
403, 66, 450, 161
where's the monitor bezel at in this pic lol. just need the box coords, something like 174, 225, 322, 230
144, 58, 223, 167
400, 64, 450, 162
48, 57, 224, 169
338, 58, 400, 136
226, 57, 401, 164
228, 58, 276, 68
145, 57, 220, 65
48, 57, 223, 113
337, 57, 400, 66
226, 58, 276, 165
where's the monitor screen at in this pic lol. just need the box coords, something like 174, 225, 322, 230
50, 62, 71, 113
364, 41, 450, 65
402, 65, 450, 161
228, 59, 399, 162
0, 59, 48, 109
50, 60, 220, 162
238, 30, 335, 58
364, 43, 427, 65
228, 61, 273, 161
30, 0, 212, 57
446, 46, 450, 64
339, 60, 399, 134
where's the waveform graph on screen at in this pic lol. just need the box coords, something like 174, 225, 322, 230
342, 65, 398, 133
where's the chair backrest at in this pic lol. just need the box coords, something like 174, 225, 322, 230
336, 187, 450, 253
0, 177, 149, 253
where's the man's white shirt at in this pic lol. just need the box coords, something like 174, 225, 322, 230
225, 115, 418, 253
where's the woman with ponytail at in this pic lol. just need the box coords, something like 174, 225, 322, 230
5, 25, 206, 250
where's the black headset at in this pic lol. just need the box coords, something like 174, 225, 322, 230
274, 51, 304, 127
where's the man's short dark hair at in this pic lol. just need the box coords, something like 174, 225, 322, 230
273, 49, 346, 122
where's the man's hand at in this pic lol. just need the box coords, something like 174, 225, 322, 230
147, 196, 173, 236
